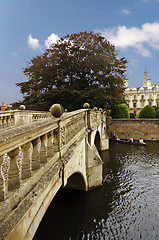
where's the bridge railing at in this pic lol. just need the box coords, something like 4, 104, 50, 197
0, 110, 51, 130
0, 109, 105, 224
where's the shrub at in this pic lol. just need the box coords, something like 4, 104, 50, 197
156, 109, 159, 118
153, 106, 159, 112
111, 103, 130, 119
139, 105, 156, 118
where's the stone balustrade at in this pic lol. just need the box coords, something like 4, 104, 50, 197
0, 108, 108, 239
0, 109, 99, 204
0, 110, 51, 130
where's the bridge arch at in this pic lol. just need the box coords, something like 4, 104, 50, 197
94, 130, 101, 151
65, 172, 87, 191
0, 108, 109, 239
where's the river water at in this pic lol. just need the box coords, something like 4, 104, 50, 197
34, 142, 159, 240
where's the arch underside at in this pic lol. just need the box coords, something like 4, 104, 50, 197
65, 172, 87, 191
94, 130, 101, 151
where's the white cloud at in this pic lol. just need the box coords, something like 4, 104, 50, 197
28, 34, 40, 50
135, 44, 151, 57
99, 22, 159, 57
44, 33, 59, 48
122, 8, 131, 15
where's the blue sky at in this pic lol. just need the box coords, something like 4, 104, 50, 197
1, 0, 159, 104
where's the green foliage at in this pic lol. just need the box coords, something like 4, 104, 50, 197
139, 105, 156, 118
130, 112, 136, 118
16, 31, 127, 111
5, 107, 12, 111
156, 109, 159, 118
111, 103, 130, 119
153, 106, 159, 112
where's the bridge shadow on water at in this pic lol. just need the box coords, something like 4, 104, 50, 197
34, 141, 159, 240
33, 150, 111, 240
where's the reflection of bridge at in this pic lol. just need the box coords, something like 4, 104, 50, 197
0, 108, 109, 239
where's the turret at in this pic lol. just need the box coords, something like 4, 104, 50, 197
143, 68, 151, 87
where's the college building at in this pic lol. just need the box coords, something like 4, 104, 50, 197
124, 69, 159, 117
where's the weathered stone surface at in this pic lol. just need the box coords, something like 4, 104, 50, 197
50, 104, 64, 117
0, 108, 109, 240
19, 105, 26, 110
83, 103, 90, 109
109, 119, 159, 141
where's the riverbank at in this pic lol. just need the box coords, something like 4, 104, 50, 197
106, 117, 159, 141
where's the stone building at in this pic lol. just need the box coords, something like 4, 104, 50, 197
124, 69, 159, 117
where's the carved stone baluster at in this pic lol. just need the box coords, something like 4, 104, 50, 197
8, 148, 20, 191
40, 134, 47, 163
9, 115, 13, 127
0, 156, 4, 201
21, 142, 32, 179
12, 115, 15, 126
6, 116, 9, 127
0, 117, 2, 129
53, 129, 59, 152
32, 138, 40, 170
3, 116, 6, 128
47, 131, 54, 158
60, 126, 66, 148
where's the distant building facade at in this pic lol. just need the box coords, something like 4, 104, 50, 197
0, 102, 12, 111
124, 69, 159, 117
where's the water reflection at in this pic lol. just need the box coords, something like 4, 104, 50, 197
34, 142, 159, 240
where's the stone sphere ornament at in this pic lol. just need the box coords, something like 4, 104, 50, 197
93, 107, 98, 111
50, 104, 64, 118
19, 105, 26, 110
83, 103, 90, 109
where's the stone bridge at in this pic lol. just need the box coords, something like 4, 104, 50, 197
0, 108, 109, 239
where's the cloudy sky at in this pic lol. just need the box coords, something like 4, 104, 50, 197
1, 0, 159, 103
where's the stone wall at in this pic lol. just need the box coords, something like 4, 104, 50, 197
107, 117, 159, 141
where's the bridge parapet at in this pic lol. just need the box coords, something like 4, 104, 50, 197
88, 110, 102, 129
0, 110, 51, 130
0, 109, 95, 203
0, 109, 108, 239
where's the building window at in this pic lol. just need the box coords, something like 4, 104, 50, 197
149, 94, 152, 99
141, 95, 144, 99
149, 101, 152, 106
157, 94, 159, 99
134, 111, 136, 117
134, 95, 136, 99
141, 102, 144, 108
157, 101, 159, 106
133, 102, 136, 108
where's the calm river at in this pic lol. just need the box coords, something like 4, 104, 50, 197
34, 141, 159, 240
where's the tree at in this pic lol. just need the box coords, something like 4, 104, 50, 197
139, 105, 156, 118
110, 103, 130, 119
16, 31, 127, 111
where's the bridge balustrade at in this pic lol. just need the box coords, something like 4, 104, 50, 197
0, 109, 93, 205
0, 110, 51, 130
0, 112, 15, 129
0, 108, 108, 239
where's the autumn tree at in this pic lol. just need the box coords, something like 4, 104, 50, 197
16, 31, 127, 111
